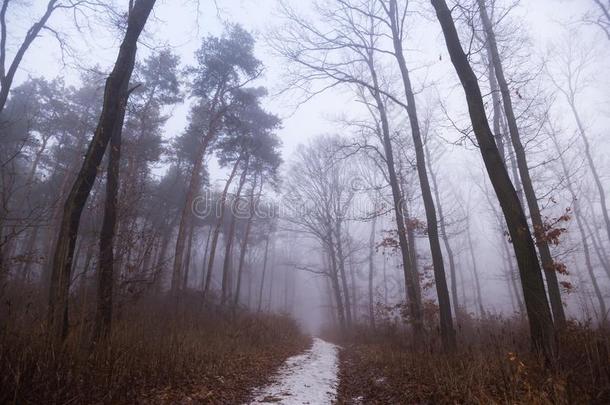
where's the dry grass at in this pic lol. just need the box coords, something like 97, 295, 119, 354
336, 316, 610, 404
0, 287, 310, 404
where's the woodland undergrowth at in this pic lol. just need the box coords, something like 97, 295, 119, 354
335, 311, 610, 404
0, 284, 309, 404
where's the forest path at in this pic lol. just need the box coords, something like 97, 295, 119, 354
247, 337, 339, 404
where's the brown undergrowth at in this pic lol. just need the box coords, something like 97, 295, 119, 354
336, 314, 610, 404
0, 287, 310, 404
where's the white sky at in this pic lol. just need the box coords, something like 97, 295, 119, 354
10, 0, 603, 162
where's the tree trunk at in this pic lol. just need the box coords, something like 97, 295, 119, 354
488, 55, 506, 162
171, 129, 214, 297
233, 175, 261, 309
584, 218, 610, 280
0, 0, 59, 115
477, 0, 565, 328
200, 225, 212, 291
431, 0, 556, 359
334, 220, 352, 327
466, 221, 485, 317
93, 97, 127, 343
388, 0, 455, 351
203, 156, 242, 299
424, 140, 459, 321
221, 158, 249, 306
365, 54, 424, 341
502, 237, 525, 314
368, 214, 377, 328
257, 235, 271, 312
551, 131, 607, 323
182, 223, 194, 291
47, 0, 155, 346
566, 98, 610, 245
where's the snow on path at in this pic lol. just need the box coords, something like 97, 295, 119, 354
248, 337, 339, 404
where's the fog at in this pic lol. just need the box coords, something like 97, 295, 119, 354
1, 0, 610, 402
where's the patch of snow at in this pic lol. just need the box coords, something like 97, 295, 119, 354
248, 337, 339, 404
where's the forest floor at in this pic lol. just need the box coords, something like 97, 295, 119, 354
247, 338, 340, 404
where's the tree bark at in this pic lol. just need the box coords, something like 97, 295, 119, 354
200, 225, 212, 291
47, 0, 155, 346
257, 234, 271, 312
388, 0, 455, 351
364, 54, 424, 341
203, 156, 242, 299
233, 175, 261, 309
182, 222, 194, 291
368, 214, 377, 328
221, 157, 249, 305
334, 219, 352, 327
477, 0, 565, 328
92, 93, 127, 343
431, 0, 556, 359
424, 140, 459, 321
466, 221, 485, 317
171, 128, 215, 297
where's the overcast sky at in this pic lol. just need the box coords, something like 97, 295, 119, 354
9, 0, 604, 162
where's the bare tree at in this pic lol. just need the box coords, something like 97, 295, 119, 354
47, 0, 156, 345
477, 0, 565, 327
0, 0, 109, 115
547, 34, 610, 249
431, 0, 556, 359
272, 0, 428, 343
548, 121, 607, 323
583, 0, 610, 40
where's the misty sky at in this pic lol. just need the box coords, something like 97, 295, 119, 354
9, 0, 604, 160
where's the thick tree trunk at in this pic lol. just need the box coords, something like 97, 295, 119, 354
47, 0, 155, 346
478, 0, 565, 328
388, 0, 455, 351
92, 97, 127, 343
431, 0, 556, 359
502, 237, 525, 314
